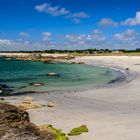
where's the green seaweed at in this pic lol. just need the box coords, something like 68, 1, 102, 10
68, 125, 88, 136
48, 125, 69, 140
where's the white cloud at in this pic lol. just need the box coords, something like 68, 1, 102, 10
70, 12, 89, 19
59, 30, 107, 49
67, 12, 89, 23
35, 3, 89, 23
42, 32, 52, 41
111, 29, 140, 49
113, 29, 138, 41
64, 30, 106, 43
35, 3, 70, 16
72, 18, 81, 24
98, 18, 118, 27
122, 12, 140, 26
19, 32, 29, 37
0, 39, 15, 46
1, 29, 140, 50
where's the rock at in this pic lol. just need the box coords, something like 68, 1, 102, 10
0, 89, 3, 93
0, 103, 30, 127
38, 125, 56, 140
126, 68, 129, 70
0, 84, 13, 96
16, 101, 46, 110
39, 125, 69, 140
71, 62, 76, 64
29, 83, 45, 86
78, 62, 85, 64
47, 101, 55, 107
0, 103, 56, 140
24, 96, 33, 102
18, 86, 27, 89
47, 73, 59, 77
43, 59, 52, 64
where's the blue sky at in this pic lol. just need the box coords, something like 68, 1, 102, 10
0, 0, 140, 51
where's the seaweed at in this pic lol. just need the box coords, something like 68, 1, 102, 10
47, 125, 69, 140
68, 125, 88, 136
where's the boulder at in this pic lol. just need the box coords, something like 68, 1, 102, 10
0, 103, 30, 127
0, 103, 56, 140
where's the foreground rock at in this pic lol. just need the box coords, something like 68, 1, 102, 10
39, 125, 69, 140
0, 103, 55, 140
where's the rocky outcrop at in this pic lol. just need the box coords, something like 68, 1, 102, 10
0, 103, 55, 140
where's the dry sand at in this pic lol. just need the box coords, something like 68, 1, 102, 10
5, 56, 140, 140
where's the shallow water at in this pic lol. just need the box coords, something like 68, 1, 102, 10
0, 59, 123, 93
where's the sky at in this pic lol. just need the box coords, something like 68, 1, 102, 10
0, 0, 140, 51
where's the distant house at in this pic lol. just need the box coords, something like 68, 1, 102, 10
111, 50, 120, 53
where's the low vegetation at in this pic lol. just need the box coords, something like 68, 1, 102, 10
39, 125, 69, 140
1, 48, 140, 56
68, 125, 88, 136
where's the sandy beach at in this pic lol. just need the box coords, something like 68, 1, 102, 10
4, 56, 140, 140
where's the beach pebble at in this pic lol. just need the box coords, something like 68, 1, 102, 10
47, 101, 55, 107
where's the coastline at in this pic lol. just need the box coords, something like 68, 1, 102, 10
0, 57, 131, 96
3, 56, 140, 140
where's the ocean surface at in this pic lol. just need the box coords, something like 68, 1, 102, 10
0, 59, 124, 93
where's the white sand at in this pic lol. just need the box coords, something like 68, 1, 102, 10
5, 56, 140, 140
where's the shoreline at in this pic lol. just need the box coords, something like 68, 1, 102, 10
0, 57, 135, 96
2, 56, 140, 140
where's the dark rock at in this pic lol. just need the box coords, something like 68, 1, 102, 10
18, 86, 27, 89
0, 84, 14, 96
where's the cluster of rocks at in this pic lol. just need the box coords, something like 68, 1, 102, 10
15, 54, 75, 62
0, 103, 56, 140
44, 61, 85, 65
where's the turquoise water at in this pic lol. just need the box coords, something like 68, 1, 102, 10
0, 59, 122, 93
